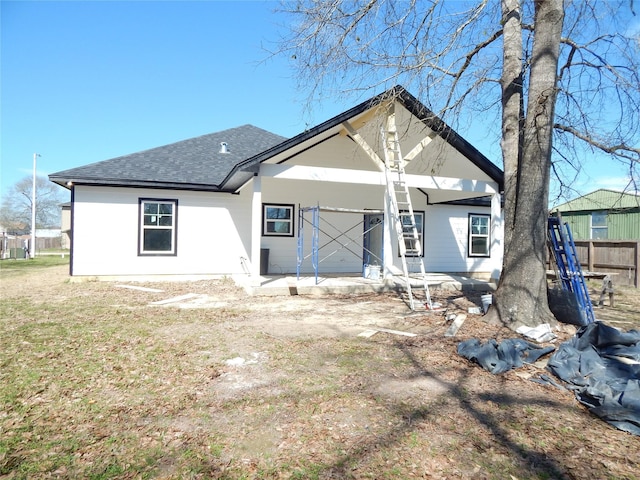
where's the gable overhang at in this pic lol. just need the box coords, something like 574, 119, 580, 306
228, 86, 503, 203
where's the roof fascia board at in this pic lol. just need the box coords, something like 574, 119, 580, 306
49, 177, 232, 193
242, 132, 342, 175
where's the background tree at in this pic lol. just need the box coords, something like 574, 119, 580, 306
0, 176, 67, 235
277, 0, 640, 329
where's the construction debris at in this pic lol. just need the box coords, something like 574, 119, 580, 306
516, 323, 557, 343
115, 284, 163, 293
358, 328, 417, 338
444, 314, 467, 337
149, 293, 201, 305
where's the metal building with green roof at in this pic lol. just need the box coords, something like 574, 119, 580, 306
552, 189, 640, 241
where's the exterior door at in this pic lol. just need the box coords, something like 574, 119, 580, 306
363, 214, 383, 274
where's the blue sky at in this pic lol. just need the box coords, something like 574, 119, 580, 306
1, 0, 340, 196
1, 1, 636, 204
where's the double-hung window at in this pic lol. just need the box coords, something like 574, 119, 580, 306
262, 204, 294, 237
139, 199, 177, 255
468, 214, 490, 257
400, 211, 424, 257
591, 211, 608, 239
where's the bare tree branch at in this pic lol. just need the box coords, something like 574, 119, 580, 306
554, 123, 640, 161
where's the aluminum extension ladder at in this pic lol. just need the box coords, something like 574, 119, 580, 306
548, 216, 595, 323
381, 127, 433, 310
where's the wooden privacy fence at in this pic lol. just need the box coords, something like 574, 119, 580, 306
1, 235, 63, 258
571, 240, 640, 287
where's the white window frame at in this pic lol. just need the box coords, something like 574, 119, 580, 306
468, 213, 490, 257
591, 211, 608, 240
139, 198, 177, 255
262, 203, 294, 237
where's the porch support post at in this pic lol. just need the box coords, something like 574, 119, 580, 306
382, 184, 394, 278
250, 173, 262, 282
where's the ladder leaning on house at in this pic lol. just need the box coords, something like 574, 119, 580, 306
547, 216, 595, 324
381, 127, 433, 310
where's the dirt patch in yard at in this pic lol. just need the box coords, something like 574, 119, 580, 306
1, 264, 639, 479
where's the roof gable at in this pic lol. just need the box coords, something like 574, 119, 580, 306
223, 86, 503, 192
554, 189, 640, 212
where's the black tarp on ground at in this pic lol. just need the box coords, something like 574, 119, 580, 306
456, 322, 640, 435
546, 322, 640, 436
457, 338, 556, 374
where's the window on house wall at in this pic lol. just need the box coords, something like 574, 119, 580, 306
591, 211, 608, 239
262, 204, 294, 236
139, 199, 177, 255
400, 211, 424, 257
468, 213, 490, 257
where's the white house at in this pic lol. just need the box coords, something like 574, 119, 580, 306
49, 86, 504, 283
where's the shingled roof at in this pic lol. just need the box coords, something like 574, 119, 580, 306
49, 124, 287, 191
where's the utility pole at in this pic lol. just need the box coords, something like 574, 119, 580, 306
31, 153, 40, 259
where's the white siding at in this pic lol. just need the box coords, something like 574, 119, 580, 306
260, 177, 386, 275
71, 186, 252, 277
423, 204, 502, 278
71, 181, 502, 279
259, 177, 502, 278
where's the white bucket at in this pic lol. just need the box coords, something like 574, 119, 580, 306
364, 265, 381, 280
481, 294, 493, 314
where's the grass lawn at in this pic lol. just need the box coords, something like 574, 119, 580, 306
0, 255, 69, 270
1, 260, 638, 479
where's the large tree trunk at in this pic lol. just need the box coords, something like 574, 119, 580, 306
487, 0, 564, 329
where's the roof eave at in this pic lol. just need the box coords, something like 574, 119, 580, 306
48, 175, 227, 193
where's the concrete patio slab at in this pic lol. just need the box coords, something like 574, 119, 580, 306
238, 273, 496, 297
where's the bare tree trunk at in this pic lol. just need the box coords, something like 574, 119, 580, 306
499, 0, 523, 259
488, 0, 564, 329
